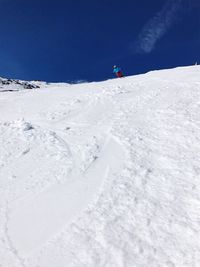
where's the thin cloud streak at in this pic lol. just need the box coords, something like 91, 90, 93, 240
133, 0, 183, 54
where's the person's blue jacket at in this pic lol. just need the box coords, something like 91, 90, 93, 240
113, 67, 121, 73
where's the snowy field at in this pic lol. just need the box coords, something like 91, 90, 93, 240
0, 66, 200, 267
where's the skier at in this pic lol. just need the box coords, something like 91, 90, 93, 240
113, 65, 124, 78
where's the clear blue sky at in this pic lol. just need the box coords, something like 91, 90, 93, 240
0, 0, 199, 82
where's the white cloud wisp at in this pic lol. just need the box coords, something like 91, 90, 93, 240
134, 0, 183, 54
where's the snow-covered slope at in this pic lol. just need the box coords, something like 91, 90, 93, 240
1, 66, 200, 267
0, 78, 41, 92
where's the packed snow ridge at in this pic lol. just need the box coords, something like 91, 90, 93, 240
0, 66, 200, 267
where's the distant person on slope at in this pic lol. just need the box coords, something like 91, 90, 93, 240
113, 65, 124, 78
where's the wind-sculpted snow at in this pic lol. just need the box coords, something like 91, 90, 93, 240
1, 66, 200, 266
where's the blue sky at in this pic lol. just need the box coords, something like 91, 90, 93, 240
0, 0, 199, 82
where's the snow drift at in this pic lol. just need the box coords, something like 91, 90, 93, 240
0, 66, 200, 267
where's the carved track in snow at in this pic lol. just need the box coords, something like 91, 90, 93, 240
7, 134, 125, 256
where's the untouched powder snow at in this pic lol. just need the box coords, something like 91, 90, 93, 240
0, 66, 200, 266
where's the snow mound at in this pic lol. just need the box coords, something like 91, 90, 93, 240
0, 66, 200, 267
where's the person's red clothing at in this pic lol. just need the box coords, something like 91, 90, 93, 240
116, 71, 123, 78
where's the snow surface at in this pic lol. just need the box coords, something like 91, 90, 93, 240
1, 66, 200, 267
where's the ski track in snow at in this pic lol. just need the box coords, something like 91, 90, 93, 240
1, 66, 200, 266
8, 135, 125, 256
